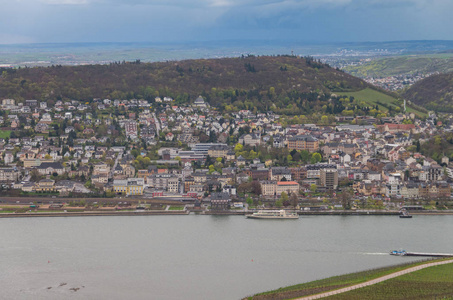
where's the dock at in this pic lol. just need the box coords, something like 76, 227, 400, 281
405, 252, 453, 257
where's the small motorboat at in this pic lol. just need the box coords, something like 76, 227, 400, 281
390, 250, 407, 256
399, 209, 412, 218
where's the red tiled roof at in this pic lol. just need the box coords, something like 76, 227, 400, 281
277, 181, 299, 186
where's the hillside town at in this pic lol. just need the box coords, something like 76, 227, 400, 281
362, 72, 438, 91
0, 96, 452, 212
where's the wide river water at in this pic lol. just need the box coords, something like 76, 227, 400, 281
1, 214, 452, 299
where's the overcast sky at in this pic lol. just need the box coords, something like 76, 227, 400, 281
1, 0, 452, 44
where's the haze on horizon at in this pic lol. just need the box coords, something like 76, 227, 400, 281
0, 0, 452, 45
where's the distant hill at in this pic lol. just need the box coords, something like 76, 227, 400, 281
0, 56, 374, 113
344, 55, 453, 78
402, 72, 453, 112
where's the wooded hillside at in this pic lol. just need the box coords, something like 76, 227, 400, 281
0, 55, 373, 113
402, 72, 453, 112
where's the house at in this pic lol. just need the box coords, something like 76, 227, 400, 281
276, 181, 300, 196
239, 133, 261, 147
287, 135, 319, 151
36, 162, 65, 176
91, 174, 109, 184
377, 123, 415, 133
4, 152, 14, 164
167, 177, 180, 193
55, 180, 76, 193
0, 167, 20, 182
125, 121, 138, 139
222, 185, 237, 196
35, 123, 49, 133
270, 167, 292, 181
207, 145, 230, 158
165, 132, 174, 141
193, 96, 207, 108
34, 178, 55, 192
113, 178, 144, 196
236, 155, 246, 167
210, 192, 231, 210
260, 180, 277, 196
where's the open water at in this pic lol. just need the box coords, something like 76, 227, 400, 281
1, 214, 452, 299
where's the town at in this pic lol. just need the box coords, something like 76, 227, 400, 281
0, 95, 452, 214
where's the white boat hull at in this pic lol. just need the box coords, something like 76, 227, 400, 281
246, 215, 299, 219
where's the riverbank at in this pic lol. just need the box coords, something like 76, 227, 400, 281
0, 210, 189, 218
244, 258, 453, 300
2, 209, 453, 218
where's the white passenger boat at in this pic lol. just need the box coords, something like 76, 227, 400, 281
246, 210, 299, 219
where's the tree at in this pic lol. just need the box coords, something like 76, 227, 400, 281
30, 169, 42, 182
251, 181, 262, 195
300, 150, 310, 163
279, 192, 289, 203
338, 190, 352, 210
407, 145, 417, 153
310, 184, 317, 193
290, 193, 299, 207
286, 154, 293, 163
234, 143, 243, 152
246, 197, 253, 207
310, 152, 322, 164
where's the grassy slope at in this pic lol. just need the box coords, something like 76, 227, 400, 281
344, 54, 453, 78
246, 259, 445, 300
340, 88, 397, 112
339, 88, 427, 117
328, 262, 453, 299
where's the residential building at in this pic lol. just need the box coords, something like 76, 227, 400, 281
320, 169, 338, 190
0, 167, 20, 182
276, 181, 300, 195
287, 135, 319, 151
260, 180, 277, 196
113, 178, 144, 196
210, 192, 231, 210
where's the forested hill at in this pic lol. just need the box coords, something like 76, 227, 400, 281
402, 72, 453, 112
0, 55, 373, 113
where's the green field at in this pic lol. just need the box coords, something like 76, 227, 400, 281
328, 262, 453, 299
340, 88, 427, 117
168, 206, 185, 211
341, 88, 399, 111
0, 130, 11, 139
246, 259, 451, 300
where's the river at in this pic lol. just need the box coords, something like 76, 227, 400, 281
1, 215, 452, 299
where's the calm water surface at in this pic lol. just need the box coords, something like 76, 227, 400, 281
1, 215, 452, 299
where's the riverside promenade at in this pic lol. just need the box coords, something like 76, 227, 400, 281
296, 259, 453, 299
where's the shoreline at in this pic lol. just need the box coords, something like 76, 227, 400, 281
0, 210, 189, 218
244, 258, 453, 300
1, 210, 453, 218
